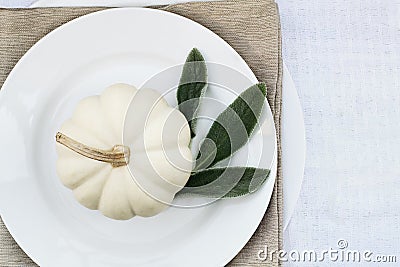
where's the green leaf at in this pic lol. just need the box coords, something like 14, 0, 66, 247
194, 83, 267, 170
177, 48, 208, 138
183, 167, 270, 198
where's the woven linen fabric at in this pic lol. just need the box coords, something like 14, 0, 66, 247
276, 1, 400, 266
0, 0, 282, 266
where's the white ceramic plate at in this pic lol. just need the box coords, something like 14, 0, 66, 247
281, 63, 305, 230
0, 8, 277, 266
20, 0, 306, 235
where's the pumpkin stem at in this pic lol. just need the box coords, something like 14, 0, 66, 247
55, 132, 130, 168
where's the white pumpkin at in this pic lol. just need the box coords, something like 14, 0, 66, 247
56, 83, 192, 220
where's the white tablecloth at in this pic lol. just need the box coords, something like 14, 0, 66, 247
1, 0, 399, 265
276, 0, 400, 265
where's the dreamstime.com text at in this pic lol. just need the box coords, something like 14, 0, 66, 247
257, 239, 397, 263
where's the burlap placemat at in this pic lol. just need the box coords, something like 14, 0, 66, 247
0, 0, 282, 266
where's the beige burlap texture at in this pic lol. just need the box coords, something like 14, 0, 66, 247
0, 0, 282, 266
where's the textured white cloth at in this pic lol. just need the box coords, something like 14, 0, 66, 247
276, 0, 400, 265
0, 0, 35, 7
0, 0, 218, 7
1, 0, 399, 265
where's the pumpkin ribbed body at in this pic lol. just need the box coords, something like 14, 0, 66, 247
56, 84, 192, 220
